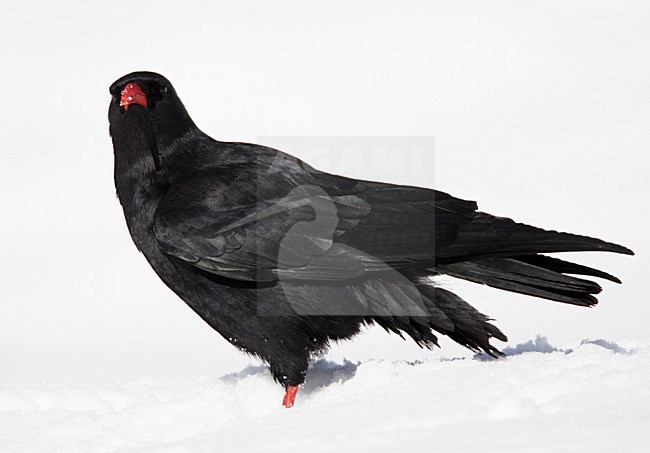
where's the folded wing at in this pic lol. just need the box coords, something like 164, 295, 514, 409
153, 150, 632, 287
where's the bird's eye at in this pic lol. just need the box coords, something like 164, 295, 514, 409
159, 85, 168, 96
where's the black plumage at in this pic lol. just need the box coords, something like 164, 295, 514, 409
108, 72, 633, 406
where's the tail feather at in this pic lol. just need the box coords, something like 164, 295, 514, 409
512, 254, 622, 284
439, 213, 634, 261
438, 256, 612, 307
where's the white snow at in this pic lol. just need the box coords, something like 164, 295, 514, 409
2, 337, 648, 452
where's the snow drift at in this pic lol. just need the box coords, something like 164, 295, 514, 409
1, 337, 648, 452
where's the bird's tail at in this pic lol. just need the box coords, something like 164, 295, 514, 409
438, 254, 623, 307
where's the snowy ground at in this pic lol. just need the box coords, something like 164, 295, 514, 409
2, 337, 648, 453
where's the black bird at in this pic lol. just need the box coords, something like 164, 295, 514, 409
109, 71, 633, 408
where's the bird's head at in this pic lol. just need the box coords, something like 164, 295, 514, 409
109, 72, 196, 172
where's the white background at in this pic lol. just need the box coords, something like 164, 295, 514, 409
0, 0, 648, 385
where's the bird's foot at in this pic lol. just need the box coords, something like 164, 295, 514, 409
282, 385, 299, 408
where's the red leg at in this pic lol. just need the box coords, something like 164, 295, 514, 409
282, 385, 299, 408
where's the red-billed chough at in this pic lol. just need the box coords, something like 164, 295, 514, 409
108, 71, 633, 408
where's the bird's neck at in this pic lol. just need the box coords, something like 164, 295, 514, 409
113, 131, 206, 233
112, 129, 168, 238
115, 166, 164, 238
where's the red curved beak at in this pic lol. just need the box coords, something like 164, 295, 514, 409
120, 83, 148, 110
